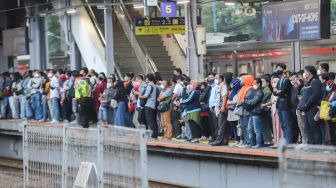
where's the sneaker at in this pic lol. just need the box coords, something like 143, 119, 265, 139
191, 138, 199, 143
295, 143, 307, 149
199, 136, 207, 141
51, 120, 59, 124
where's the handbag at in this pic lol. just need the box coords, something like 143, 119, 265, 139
110, 99, 118, 108
157, 102, 169, 112
234, 104, 243, 116
228, 104, 236, 111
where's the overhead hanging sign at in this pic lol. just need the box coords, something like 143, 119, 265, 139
161, 2, 177, 17
135, 17, 201, 35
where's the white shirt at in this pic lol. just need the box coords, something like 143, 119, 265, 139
208, 84, 218, 108
173, 83, 183, 97
50, 76, 60, 98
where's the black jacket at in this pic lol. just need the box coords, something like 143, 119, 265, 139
274, 77, 292, 110
244, 88, 264, 115
297, 77, 322, 112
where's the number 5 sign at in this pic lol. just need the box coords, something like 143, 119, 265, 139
161, 2, 177, 17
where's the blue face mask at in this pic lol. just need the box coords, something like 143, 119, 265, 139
208, 79, 214, 85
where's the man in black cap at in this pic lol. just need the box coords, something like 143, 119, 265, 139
297, 65, 323, 144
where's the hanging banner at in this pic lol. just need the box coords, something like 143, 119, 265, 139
135, 17, 201, 35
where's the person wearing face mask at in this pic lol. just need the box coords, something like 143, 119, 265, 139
244, 78, 264, 148
297, 65, 323, 144
49, 69, 60, 123
60, 71, 74, 123
98, 77, 115, 125
236, 74, 254, 148
318, 63, 329, 76
207, 73, 220, 142
157, 80, 173, 140
93, 73, 107, 113
323, 78, 336, 145
273, 63, 293, 144
29, 70, 43, 120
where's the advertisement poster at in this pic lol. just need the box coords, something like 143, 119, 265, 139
262, 0, 322, 42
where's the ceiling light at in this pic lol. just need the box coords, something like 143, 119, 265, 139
225, 2, 235, 6
66, 8, 77, 14
134, 4, 144, 9
177, 0, 190, 4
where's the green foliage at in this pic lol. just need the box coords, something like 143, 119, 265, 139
47, 15, 62, 55
201, 2, 262, 40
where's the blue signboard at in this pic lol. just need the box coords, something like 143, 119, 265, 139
262, 0, 330, 42
161, 2, 177, 17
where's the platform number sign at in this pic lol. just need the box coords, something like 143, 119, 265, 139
161, 2, 177, 17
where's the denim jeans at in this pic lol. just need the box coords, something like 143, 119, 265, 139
248, 115, 264, 147
42, 96, 50, 121
0, 97, 9, 118
9, 96, 20, 119
20, 96, 33, 119
52, 97, 60, 121
278, 109, 293, 144
98, 106, 107, 121
31, 93, 42, 120
240, 115, 250, 143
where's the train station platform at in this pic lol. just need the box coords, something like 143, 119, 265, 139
0, 120, 280, 187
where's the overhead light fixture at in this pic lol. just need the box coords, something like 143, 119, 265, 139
66, 8, 77, 14
177, 0, 190, 4
134, 4, 144, 9
39, 13, 47, 17
225, 2, 236, 6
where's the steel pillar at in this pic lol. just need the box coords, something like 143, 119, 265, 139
104, 3, 115, 75
291, 41, 301, 72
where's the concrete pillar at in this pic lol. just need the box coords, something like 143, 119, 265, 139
29, 16, 42, 70
186, 1, 201, 80
212, 0, 217, 32
291, 41, 301, 72
104, 4, 115, 75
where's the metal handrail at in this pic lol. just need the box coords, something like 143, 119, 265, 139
82, 0, 123, 80
173, 34, 186, 57
118, 0, 158, 73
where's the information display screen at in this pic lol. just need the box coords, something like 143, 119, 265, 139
262, 0, 330, 42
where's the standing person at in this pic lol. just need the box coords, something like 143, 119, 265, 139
42, 73, 51, 122
0, 74, 4, 118
171, 76, 184, 138
261, 76, 273, 145
157, 80, 173, 140
60, 71, 74, 122
29, 70, 43, 120
0, 73, 12, 119
9, 72, 22, 120
262, 75, 283, 147
199, 81, 211, 139
74, 73, 92, 128
273, 64, 293, 144
209, 74, 229, 146
20, 71, 33, 120
237, 75, 254, 147
297, 65, 323, 144
318, 63, 329, 75
93, 73, 107, 113
245, 78, 264, 148
49, 70, 60, 123
98, 77, 115, 125
112, 80, 128, 126
124, 72, 135, 128
88, 69, 98, 87
132, 75, 145, 128
140, 74, 159, 139
323, 79, 336, 145
207, 73, 219, 142
226, 79, 242, 146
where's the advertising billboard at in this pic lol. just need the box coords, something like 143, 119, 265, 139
262, 0, 330, 42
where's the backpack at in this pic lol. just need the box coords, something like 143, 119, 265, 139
139, 85, 160, 108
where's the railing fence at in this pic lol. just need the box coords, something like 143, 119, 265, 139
23, 124, 148, 188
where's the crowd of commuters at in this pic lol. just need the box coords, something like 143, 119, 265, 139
1, 63, 336, 147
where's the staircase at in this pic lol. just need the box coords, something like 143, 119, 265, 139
125, 7, 175, 80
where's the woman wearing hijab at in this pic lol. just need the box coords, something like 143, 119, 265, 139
226, 78, 242, 146
112, 80, 128, 126
236, 74, 254, 148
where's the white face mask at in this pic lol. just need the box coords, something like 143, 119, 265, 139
48, 73, 53, 78
214, 79, 219, 85
107, 83, 112, 88
253, 85, 258, 90
303, 72, 307, 79
317, 70, 321, 76
34, 74, 39, 78
160, 84, 165, 89
124, 76, 129, 81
